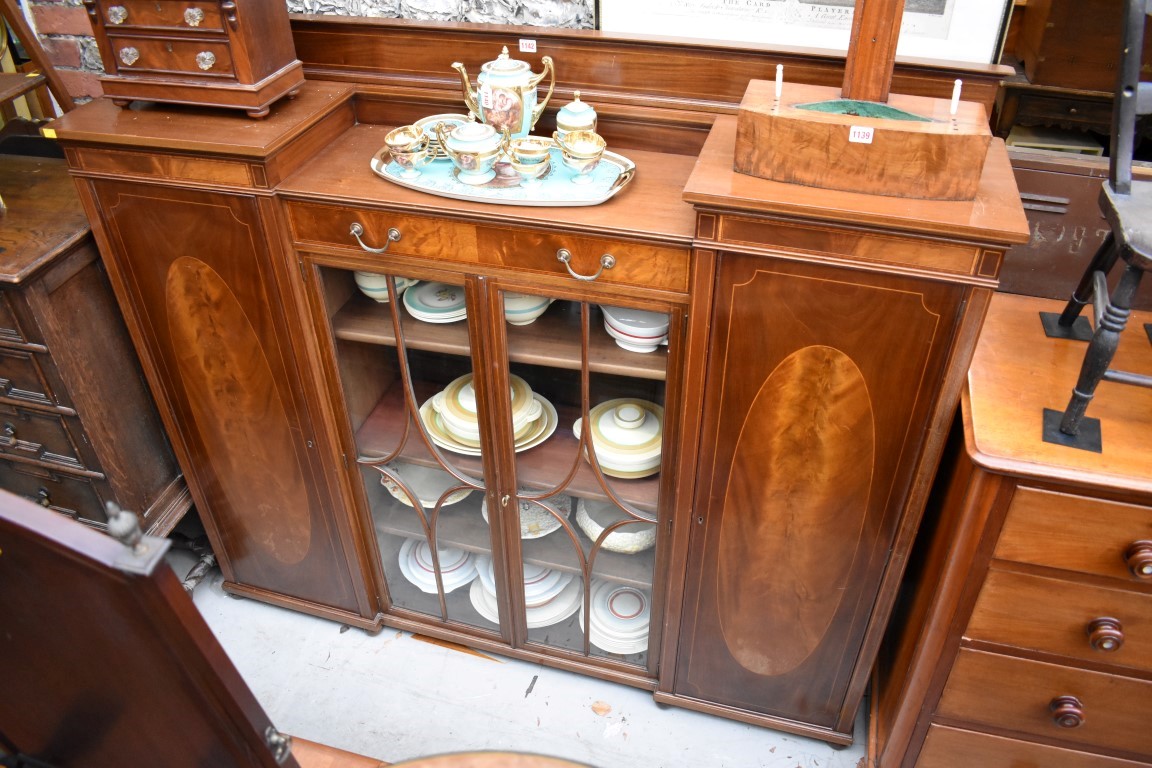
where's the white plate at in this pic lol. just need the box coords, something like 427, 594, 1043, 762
481, 491, 571, 539
588, 579, 651, 638
398, 538, 477, 594
469, 578, 500, 624
527, 577, 582, 629
420, 395, 558, 456
378, 462, 474, 508
403, 281, 468, 323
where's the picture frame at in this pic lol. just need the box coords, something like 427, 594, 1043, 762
598, 0, 1015, 66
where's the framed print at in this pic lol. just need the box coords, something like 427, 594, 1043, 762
599, 0, 1015, 65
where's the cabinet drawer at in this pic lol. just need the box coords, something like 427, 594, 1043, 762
0, 348, 62, 412
1014, 92, 1113, 134
0, 459, 105, 526
287, 201, 691, 295
99, 1, 225, 31
937, 649, 1152, 757
474, 226, 690, 294
996, 487, 1152, 582
107, 35, 233, 77
968, 569, 1152, 674
919, 724, 1152, 768
287, 201, 478, 264
0, 404, 88, 474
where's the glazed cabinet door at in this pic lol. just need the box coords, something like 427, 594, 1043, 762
307, 260, 501, 637
674, 252, 966, 734
483, 280, 681, 678
84, 180, 360, 613
302, 253, 683, 679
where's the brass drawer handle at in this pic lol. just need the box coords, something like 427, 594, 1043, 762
350, 223, 401, 254
1126, 540, 1152, 579
557, 249, 615, 282
1049, 695, 1085, 729
107, 5, 128, 24
184, 7, 205, 26
1086, 617, 1124, 652
119, 46, 140, 66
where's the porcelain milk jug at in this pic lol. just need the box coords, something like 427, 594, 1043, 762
452, 46, 555, 139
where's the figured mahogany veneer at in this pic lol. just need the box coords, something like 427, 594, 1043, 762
871, 293, 1152, 767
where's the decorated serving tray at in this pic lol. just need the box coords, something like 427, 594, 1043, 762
369, 143, 636, 207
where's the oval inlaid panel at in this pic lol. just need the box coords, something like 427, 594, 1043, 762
717, 345, 874, 676
166, 256, 310, 564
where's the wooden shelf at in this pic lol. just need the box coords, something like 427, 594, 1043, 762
332, 292, 669, 381
0, 72, 47, 104
367, 467, 657, 590
355, 379, 663, 514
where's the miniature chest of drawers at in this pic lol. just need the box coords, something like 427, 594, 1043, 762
0, 154, 190, 534
81, 0, 303, 118
871, 292, 1152, 767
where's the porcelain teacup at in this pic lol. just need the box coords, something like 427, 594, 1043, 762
553, 129, 607, 185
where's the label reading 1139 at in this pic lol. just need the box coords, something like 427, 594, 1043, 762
849, 126, 875, 144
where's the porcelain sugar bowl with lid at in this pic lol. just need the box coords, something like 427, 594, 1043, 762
452, 46, 556, 138
556, 91, 598, 140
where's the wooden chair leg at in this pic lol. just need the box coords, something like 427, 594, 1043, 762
1045, 263, 1145, 451
1041, 233, 1120, 340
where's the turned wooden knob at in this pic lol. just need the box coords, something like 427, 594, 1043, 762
1125, 540, 1152, 580
1050, 695, 1085, 728
1086, 617, 1124, 652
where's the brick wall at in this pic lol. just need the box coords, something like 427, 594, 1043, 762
19, 0, 594, 105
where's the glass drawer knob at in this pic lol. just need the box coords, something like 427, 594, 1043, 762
107, 5, 128, 24
119, 46, 140, 66
184, 7, 205, 26
196, 51, 216, 71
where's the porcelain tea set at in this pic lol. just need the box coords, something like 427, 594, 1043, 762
383, 46, 605, 188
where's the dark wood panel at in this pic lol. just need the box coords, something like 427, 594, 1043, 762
676, 252, 964, 731
88, 179, 359, 611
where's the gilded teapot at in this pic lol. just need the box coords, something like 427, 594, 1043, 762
452, 46, 555, 139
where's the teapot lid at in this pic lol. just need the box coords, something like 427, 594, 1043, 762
482, 46, 531, 75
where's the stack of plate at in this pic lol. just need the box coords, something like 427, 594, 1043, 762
397, 537, 477, 594
469, 554, 582, 628
573, 398, 664, 479
481, 491, 572, 539
575, 497, 656, 554
420, 373, 557, 456
403, 281, 467, 323
414, 113, 472, 160
600, 305, 670, 353
353, 272, 417, 303
378, 462, 474, 509
581, 578, 650, 655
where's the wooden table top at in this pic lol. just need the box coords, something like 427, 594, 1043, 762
0, 154, 90, 284
964, 292, 1152, 496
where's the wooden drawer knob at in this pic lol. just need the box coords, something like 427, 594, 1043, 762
1086, 617, 1124, 652
1126, 540, 1152, 579
1050, 695, 1085, 728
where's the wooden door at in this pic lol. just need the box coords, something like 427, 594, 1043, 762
86, 180, 360, 614
674, 251, 964, 733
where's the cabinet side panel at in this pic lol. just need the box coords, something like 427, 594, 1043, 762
675, 253, 963, 728
90, 180, 357, 611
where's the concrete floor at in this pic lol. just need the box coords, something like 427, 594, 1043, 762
173, 549, 869, 768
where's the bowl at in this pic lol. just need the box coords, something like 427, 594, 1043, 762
353, 272, 416, 303
575, 497, 657, 554
431, 373, 541, 446
481, 491, 572, 539
384, 124, 427, 152
503, 292, 553, 325
573, 398, 664, 478
600, 305, 669, 351
554, 129, 606, 185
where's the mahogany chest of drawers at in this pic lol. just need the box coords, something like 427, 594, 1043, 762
0, 154, 190, 534
81, 0, 303, 118
871, 292, 1152, 767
